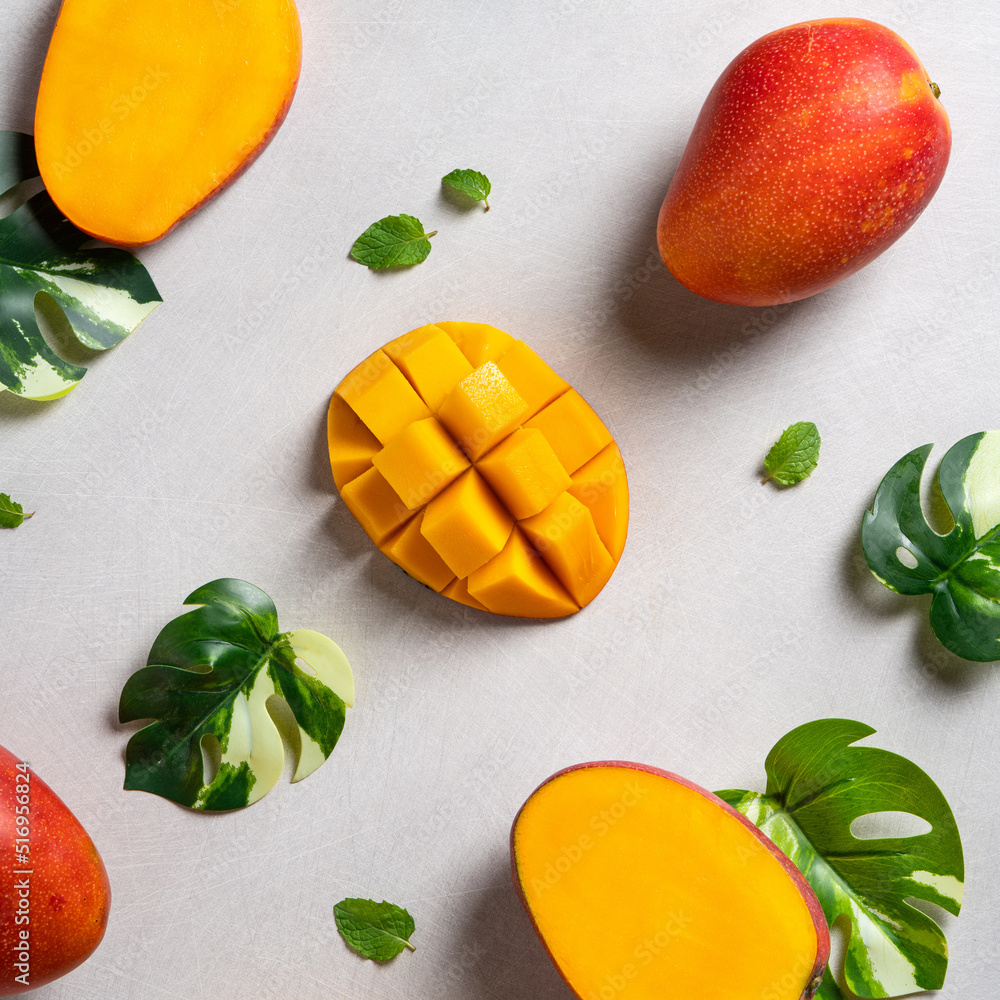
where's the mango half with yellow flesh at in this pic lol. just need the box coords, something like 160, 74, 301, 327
328, 323, 628, 618
512, 763, 830, 1000
34, 0, 301, 246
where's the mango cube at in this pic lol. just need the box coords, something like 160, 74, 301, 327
384, 324, 473, 411
438, 362, 529, 461
329, 324, 628, 617
436, 321, 514, 367
525, 390, 613, 474
569, 444, 629, 561
494, 341, 569, 418
477, 428, 572, 520
327, 394, 381, 489
337, 349, 430, 444
339, 466, 413, 545
372, 417, 469, 510
443, 576, 489, 612
381, 514, 455, 592
520, 493, 615, 607
468, 530, 577, 618
420, 469, 514, 578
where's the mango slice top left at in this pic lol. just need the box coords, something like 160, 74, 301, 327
34, 0, 302, 246
328, 323, 628, 618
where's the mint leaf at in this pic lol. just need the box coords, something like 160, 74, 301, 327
763, 421, 820, 485
334, 898, 415, 961
350, 214, 436, 269
0, 493, 33, 528
862, 431, 1000, 661
442, 168, 491, 210
718, 719, 963, 998
119, 579, 354, 810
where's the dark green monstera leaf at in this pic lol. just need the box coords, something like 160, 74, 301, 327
718, 719, 964, 999
862, 431, 1000, 661
119, 579, 354, 811
0, 131, 161, 400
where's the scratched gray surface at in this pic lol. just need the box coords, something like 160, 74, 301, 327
1, 0, 998, 997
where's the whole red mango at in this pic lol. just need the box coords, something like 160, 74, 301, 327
1, 745, 110, 995
657, 18, 951, 306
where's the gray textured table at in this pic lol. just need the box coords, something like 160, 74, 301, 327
2, 1, 997, 997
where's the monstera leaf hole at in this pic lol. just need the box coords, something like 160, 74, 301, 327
265, 693, 306, 782
35, 290, 101, 367
923, 468, 955, 536
0, 175, 44, 218
294, 656, 318, 677
827, 915, 851, 998
850, 811, 932, 840
895, 546, 919, 570
200, 733, 222, 786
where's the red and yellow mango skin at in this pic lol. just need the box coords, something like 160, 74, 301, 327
657, 18, 951, 306
0, 745, 110, 995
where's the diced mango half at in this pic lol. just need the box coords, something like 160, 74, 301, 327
569, 444, 629, 562
329, 323, 628, 618
372, 417, 469, 510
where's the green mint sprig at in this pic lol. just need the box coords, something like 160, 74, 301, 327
334, 898, 416, 961
442, 168, 491, 210
350, 215, 436, 269
763, 421, 820, 485
0, 493, 33, 528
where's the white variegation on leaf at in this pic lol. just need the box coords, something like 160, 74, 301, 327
863, 431, 1000, 661
0, 131, 161, 400
286, 629, 354, 782
119, 579, 354, 811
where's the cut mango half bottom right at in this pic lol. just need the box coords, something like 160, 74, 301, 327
512, 763, 830, 1000
328, 322, 628, 618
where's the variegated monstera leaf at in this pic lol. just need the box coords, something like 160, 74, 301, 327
862, 431, 1000, 661
119, 579, 354, 811
718, 719, 963, 1000
0, 131, 161, 400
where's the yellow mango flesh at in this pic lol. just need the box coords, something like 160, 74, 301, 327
34, 0, 302, 246
328, 323, 628, 618
513, 765, 825, 1000
381, 515, 454, 593
372, 417, 470, 510
569, 444, 629, 562
477, 428, 572, 520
